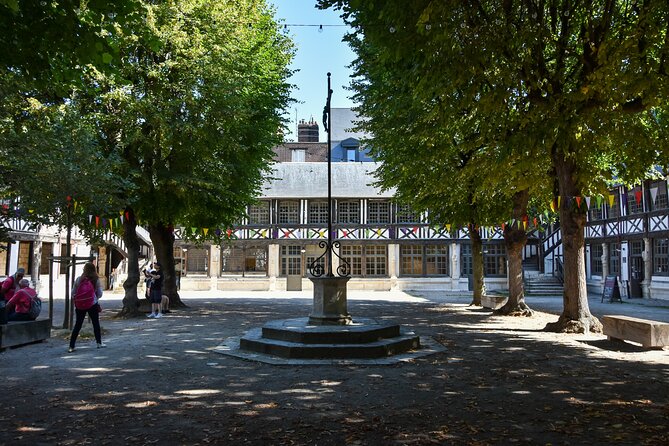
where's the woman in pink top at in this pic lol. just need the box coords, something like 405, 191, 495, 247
1, 267, 25, 302
6, 278, 36, 321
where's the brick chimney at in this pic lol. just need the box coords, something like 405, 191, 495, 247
297, 118, 319, 142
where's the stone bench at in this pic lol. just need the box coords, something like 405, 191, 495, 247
0, 319, 51, 350
601, 315, 669, 349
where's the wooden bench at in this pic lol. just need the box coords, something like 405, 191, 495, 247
0, 319, 51, 350
601, 315, 669, 349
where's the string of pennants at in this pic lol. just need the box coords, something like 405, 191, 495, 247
2, 189, 658, 237
1, 197, 235, 239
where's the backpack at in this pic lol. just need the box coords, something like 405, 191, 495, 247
28, 295, 41, 319
74, 277, 96, 310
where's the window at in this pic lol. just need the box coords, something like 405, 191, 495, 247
590, 244, 603, 276
484, 244, 506, 276
308, 201, 329, 224
341, 245, 386, 277
605, 193, 620, 218
654, 239, 669, 275
305, 244, 326, 276
341, 245, 362, 276
400, 245, 423, 275
291, 149, 306, 162
649, 180, 669, 211
338, 200, 360, 224
426, 245, 449, 275
0, 244, 7, 276
281, 245, 303, 276
588, 203, 604, 221
401, 245, 449, 276
365, 245, 387, 276
608, 242, 620, 275
187, 248, 208, 273
368, 201, 390, 224
40, 242, 53, 275
627, 186, 644, 214
248, 202, 270, 224
221, 246, 267, 276
396, 204, 420, 223
278, 201, 300, 224
346, 148, 356, 162
461, 244, 472, 277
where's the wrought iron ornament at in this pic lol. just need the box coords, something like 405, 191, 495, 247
308, 73, 350, 278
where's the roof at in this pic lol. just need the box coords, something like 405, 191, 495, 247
260, 162, 394, 198
330, 108, 370, 142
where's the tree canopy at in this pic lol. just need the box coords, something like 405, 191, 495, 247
324, 0, 669, 332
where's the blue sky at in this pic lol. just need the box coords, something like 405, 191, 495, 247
269, 0, 356, 142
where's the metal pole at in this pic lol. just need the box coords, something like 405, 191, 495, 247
326, 72, 333, 276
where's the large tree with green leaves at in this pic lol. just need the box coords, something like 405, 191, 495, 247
325, 0, 669, 333
75, 0, 294, 316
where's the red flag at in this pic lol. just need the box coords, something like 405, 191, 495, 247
575, 196, 582, 208
635, 190, 642, 204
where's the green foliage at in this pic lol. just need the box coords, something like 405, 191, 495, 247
78, 0, 294, 235
324, 0, 669, 218
1, 0, 294, 245
0, 101, 132, 235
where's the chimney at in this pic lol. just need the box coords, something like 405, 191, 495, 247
297, 118, 319, 142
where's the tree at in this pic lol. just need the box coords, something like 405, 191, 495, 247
74, 0, 294, 316
324, 0, 669, 333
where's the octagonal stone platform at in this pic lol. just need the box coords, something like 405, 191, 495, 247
233, 317, 422, 360
239, 317, 419, 359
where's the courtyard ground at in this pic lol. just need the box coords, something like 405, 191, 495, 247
1, 290, 668, 445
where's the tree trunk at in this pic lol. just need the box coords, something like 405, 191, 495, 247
118, 207, 143, 317
148, 222, 185, 308
496, 189, 533, 316
545, 153, 602, 333
469, 224, 485, 305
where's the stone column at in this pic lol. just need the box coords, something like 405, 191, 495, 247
601, 243, 609, 283
209, 244, 221, 290
450, 243, 461, 289
642, 237, 652, 298
309, 276, 351, 325
388, 243, 399, 289
268, 244, 279, 291
32, 240, 42, 292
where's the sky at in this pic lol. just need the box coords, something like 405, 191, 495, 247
268, 0, 357, 142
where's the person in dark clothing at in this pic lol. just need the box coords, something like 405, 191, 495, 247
147, 262, 164, 318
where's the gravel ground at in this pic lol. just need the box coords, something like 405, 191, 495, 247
1, 290, 667, 446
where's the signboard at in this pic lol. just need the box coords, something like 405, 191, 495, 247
601, 276, 622, 303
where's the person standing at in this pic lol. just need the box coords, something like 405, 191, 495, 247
147, 262, 164, 319
68, 262, 105, 352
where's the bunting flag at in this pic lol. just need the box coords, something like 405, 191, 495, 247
109, 219, 113, 230
533, 217, 538, 227
215, 228, 222, 236
95, 216, 100, 228
557, 196, 562, 209
445, 224, 451, 232
608, 194, 615, 207
88, 215, 93, 223
203, 228, 209, 236
575, 196, 582, 208
585, 196, 591, 209
596, 195, 603, 206
550, 200, 555, 212
635, 190, 642, 204
501, 222, 506, 231
73, 200, 78, 212
650, 187, 658, 204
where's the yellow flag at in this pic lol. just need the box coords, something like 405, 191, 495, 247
608, 194, 615, 207
203, 228, 209, 236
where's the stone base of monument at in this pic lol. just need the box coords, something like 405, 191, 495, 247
238, 317, 420, 359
